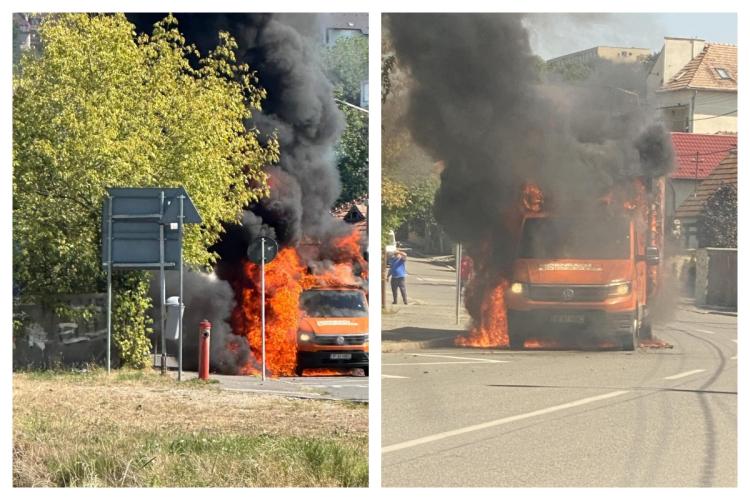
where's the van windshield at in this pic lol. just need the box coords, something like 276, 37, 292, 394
300, 290, 368, 318
519, 216, 631, 260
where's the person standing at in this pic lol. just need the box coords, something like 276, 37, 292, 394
388, 249, 408, 305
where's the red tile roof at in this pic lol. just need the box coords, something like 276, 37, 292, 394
670, 132, 737, 179
675, 150, 737, 219
661, 43, 737, 92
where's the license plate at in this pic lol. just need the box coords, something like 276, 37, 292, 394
551, 314, 585, 324
329, 353, 352, 360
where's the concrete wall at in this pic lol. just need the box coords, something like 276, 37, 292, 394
693, 91, 737, 134
13, 294, 114, 369
656, 89, 737, 134
695, 247, 737, 308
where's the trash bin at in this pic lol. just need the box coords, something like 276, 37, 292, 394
164, 296, 185, 341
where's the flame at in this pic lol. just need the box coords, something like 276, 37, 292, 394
522, 181, 544, 213
523, 338, 563, 349
456, 280, 509, 347
228, 230, 367, 377
639, 338, 673, 349
301, 368, 360, 377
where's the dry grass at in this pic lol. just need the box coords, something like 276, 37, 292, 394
13, 368, 368, 487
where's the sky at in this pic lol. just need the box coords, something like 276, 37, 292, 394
526, 13, 737, 60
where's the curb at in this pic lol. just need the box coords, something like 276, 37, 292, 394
677, 305, 737, 317
382, 337, 455, 353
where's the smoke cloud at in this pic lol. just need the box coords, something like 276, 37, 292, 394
387, 13, 673, 329
131, 14, 365, 374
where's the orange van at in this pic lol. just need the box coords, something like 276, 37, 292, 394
506, 211, 660, 350
295, 286, 369, 375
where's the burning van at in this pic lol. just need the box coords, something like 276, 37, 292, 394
295, 286, 369, 375
505, 178, 664, 350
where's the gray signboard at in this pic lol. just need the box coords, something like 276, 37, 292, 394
102, 187, 201, 269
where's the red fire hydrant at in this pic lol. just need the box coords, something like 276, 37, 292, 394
198, 320, 211, 380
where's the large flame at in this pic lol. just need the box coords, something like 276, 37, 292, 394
228, 231, 366, 377
455, 280, 509, 347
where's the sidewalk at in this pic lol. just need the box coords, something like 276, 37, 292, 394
382, 255, 467, 352
677, 298, 737, 317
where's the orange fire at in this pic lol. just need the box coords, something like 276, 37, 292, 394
300, 368, 360, 377
229, 231, 366, 377
456, 280, 509, 348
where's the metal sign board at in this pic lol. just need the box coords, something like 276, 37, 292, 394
247, 237, 279, 264
101, 188, 201, 269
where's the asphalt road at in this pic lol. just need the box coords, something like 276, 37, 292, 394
175, 370, 369, 401
381, 257, 737, 487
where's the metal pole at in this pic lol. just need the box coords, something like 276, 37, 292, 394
159, 191, 166, 375
455, 242, 462, 325
178, 195, 184, 382
106, 195, 113, 373
261, 237, 266, 382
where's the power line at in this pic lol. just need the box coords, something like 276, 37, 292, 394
674, 146, 737, 158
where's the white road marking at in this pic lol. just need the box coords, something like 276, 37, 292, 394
731, 356, 737, 360
664, 369, 706, 380
731, 339, 737, 344
382, 390, 630, 454
695, 328, 715, 334
383, 361, 509, 366
415, 276, 456, 283
407, 353, 508, 363
382, 374, 409, 379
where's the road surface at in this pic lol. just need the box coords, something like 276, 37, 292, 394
382, 255, 736, 487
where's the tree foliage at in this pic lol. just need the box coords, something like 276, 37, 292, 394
13, 14, 278, 365
323, 35, 368, 105
323, 35, 368, 205
335, 100, 368, 204
698, 185, 737, 248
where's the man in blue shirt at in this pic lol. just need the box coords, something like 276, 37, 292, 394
387, 249, 408, 305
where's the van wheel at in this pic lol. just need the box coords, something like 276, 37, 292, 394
294, 366, 304, 377
620, 318, 638, 351
363, 367, 369, 377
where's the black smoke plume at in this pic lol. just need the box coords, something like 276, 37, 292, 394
131, 14, 361, 373
387, 13, 673, 327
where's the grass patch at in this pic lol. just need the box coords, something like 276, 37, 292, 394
13, 371, 367, 487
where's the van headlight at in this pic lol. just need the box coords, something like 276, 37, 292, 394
608, 281, 631, 297
510, 282, 524, 294
298, 332, 312, 342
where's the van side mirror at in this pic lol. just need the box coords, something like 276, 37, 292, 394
645, 246, 660, 265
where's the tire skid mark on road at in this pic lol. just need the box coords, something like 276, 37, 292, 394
664, 324, 734, 487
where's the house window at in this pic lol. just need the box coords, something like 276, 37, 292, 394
715, 68, 731, 79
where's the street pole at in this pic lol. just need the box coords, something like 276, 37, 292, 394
455, 242, 462, 325
261, 236, 266, 382
106, 195, 112, 374
159, 191, 166, 375
178, 195, 184, 382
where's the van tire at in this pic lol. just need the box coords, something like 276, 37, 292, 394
294, 366, 304, 377
620, 317, 638, 351
363, 367, 369, 377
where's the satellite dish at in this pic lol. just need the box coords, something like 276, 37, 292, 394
247, 236, 279, 264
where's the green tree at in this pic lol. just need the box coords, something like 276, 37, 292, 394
322, 35, 368, 205
335, 100, 368, 204
698, 185, 737, 248
323, 35, 368, 104
13, 14, 277, 367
